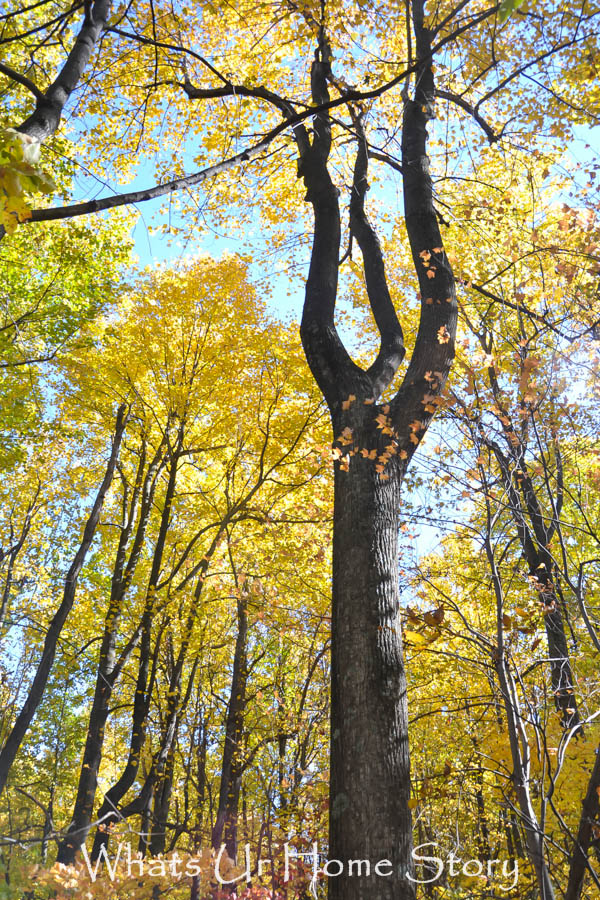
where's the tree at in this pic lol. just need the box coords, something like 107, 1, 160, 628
0, 402, 128, 796
1, 1, 599, 898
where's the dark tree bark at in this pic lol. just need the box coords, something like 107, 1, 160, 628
56, 433, 168, 864
488, 437, 580, 731
148, 731, 178, 856
295, 8, 456, 897
211, 596, 248, 861
565, 740, 600, 900
89, 601, 161, 860
16, 0, 112, 143
89, 431, 186, 861
0, 404, 128, 796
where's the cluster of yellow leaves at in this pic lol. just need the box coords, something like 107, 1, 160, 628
403, 604, 445, 650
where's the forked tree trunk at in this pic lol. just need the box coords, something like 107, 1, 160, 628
294, 7, 456, 895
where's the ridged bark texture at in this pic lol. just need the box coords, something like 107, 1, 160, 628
329, 450, 414, 900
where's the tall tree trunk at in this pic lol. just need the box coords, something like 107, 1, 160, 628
90, 434, 184, 861
211, 597, 248, 861
329, 455, 413, 899
490, 441, 580, 730
485, 528, 556, 900
293, 7, 456, 895
149, 741, 177, 855
56, 436, 166, 864
0, 404, 127, 796
90, 600, 160, 861
565, 739, 600, 900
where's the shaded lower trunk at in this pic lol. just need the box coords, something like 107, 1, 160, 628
55, 624, 117, 863
565, 739, 600, 900
211, 598, 248, 862
329, 456, 414, 900
149, 744, 176, 855
91, 610, 158, 860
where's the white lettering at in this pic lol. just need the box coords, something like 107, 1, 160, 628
323, 858, 344, 877
185, 857, 201, 877
499, 859, 519, 891
375, 859, 393, 877
80, 841, 123, 883
348, 858, 370, 876
214, 843, 251, 885
408, 842, 444, 884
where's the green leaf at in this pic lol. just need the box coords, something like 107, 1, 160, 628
499, 0, 526, 23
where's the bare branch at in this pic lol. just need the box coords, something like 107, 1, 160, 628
349, 113, 405, 397
0, 61, 44, 103
435, 87, 500, 142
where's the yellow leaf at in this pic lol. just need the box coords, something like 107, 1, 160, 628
404, 629, 428, 645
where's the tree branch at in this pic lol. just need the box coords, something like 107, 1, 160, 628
391, 0, 457, 450
435, 88, 500, 142
349, 112, 405, 398
296, 36, 364, 408
0, 61, 44, 103
17, 0, 111, 142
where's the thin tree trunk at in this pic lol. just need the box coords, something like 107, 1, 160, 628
0, 404, 127, 796
90, 434, 184, 860
485, 529, 556, 900
56, 437, 166, 863
211, 597, 248, 861
90, 601, 160, 860
490, 442, 580, 730
149, 742, 177, 855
